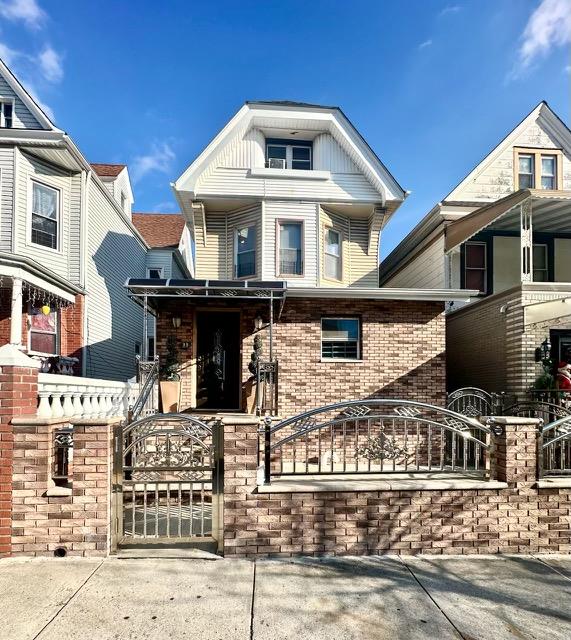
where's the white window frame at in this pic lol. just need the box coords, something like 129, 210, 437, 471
29, 179, 61, 253
266, 143, 312, 170
0, 98, 14, 128
517, 154, 535, 189
321, 317, 361, 362
540, 155, 556, 190
532, 243, 549, 282
234, 225, 257, 279
276, 220, 304, 277
323, 227, 342, 281
146, 267, 164, 279
27, 304, 60, 356
464, 241, 487, 295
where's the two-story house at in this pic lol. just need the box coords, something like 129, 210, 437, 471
0, 58, 158, 380
378, 101, 571, 398
126, 101, 471, 415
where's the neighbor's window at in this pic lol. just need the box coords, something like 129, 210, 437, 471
321, 317, 361, 360
29, 305, 58, 354
0, 101, 13, 128
278, 221, 303, 276
464, 242, 487, 294
533, 244, 548, 282
266, 140, 312, 170
147, 268, 163, 279
235, 226, 256, 278
518, 154, 534, 189
31, 181, 59, 249
541, 156, 556, 190
324, 228, 342, 280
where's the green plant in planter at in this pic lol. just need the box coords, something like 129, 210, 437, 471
160, 335, 181, 381
534, 353, 554, 390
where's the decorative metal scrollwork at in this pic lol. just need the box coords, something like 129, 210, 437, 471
342, 405, 371, 418
357, 434, 408, 461
393, 405, 421, 418
292, 416, 318, 433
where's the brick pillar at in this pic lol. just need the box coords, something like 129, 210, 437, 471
0, 345, 40, 558
223, 418, 260, 556
490, 416, 541, 485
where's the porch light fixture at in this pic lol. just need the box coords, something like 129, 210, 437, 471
535, 338, 551, 363
172, 316, 182, 329
254, 315, 263, 331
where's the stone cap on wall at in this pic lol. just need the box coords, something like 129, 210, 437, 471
0, 344, 40, 369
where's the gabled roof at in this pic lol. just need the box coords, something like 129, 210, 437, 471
173, 101, 406, 204
132, 213, 186, 248
90, 163, 126, 178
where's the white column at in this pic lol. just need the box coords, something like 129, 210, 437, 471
520, 198, 533, 282
10, 278, 23, 347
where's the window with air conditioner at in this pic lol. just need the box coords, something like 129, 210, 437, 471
266, 139, 312, 170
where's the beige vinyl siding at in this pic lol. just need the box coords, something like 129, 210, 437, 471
0, 75, 43, 129
448, 116, 571, 202
194, 210, 227, 279
348, 216, 378, 287
263, 200, 317, 286
226, 203, 262, 279
384, 236, 446, 288
0, 146, 15, 250
319, 207, 349, 286
15, 151, 73, 280
85, 179, 146, 381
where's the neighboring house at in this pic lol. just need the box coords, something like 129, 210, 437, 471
0, 58, 149, 381
126, 101, 471, 415
378, 101, 571, 397
132, 212, 193, 357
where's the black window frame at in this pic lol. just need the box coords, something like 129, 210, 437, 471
321, 316, 362, 361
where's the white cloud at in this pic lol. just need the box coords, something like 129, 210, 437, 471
38, 46, 63, 82
419, 39, 433, 50
565, 65, 571, 73
24, 81, 54, 120
0, 41, 21, 66
0, 0, 46, 30
152, 201, 177, 213
440, 5, 461, 16
131, 143, 176, 184
517, 0, 571, 71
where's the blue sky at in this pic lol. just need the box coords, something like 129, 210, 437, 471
0, 0, 569, 256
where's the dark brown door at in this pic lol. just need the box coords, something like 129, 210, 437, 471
196, 311, 240, 410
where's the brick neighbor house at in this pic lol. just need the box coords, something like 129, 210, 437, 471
378, 101, 571, 399
125, 101, 473, 415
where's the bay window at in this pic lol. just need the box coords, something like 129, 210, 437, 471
324, 228, 342, 280
278, 221, 303, 276
235, 225, 256, 278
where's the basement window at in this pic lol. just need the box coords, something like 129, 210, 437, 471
321, 317, 361, 360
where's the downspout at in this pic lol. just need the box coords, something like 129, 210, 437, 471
80, 170, 91, 377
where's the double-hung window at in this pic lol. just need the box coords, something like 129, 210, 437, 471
321, 317, 361, 360
278, 221, 303, 276
464, 242, 487, 294
541, 156, 556, 190
266, 140, 312, 170
518, 154, 534, 189
0, 100, 13, 128
533, 244, 548, 282
31, 181, 59, 250
29, 305, 59, 354
516, 149, 561, 190
324, 228, 342, 280
235, 225, 256, 278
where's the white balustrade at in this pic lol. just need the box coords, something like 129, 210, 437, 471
37, 373, 131, 420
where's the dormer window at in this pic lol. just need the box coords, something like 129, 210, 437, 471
266, 139, 312, 170
0, 100, 13, 128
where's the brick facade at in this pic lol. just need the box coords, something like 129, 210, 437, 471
224, 420, 571, 557
157, 298, 447, 415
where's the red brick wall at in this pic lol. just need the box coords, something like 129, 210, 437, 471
224, 421, 571, 557
0, 364, 38, 558
156, 298, 446, 415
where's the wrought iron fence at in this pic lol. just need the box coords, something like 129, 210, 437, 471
256, 360, 278, 416
260, 399, 498, 484
446, 387, 504, 417
540, 415, 571, 477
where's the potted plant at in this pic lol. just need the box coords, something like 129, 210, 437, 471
160, 335, 181, 413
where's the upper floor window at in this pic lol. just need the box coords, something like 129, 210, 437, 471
29, 305, 59, 354
321, 317, 361, 360
0, 100, 13, 128
516, 149, 561, 190
31, 181, 59, 250
147, 267, 163, 279
266, 139, 312, 170
324, 228, 342, 280
464, 242, 487, 294
235, 225, 256, 278
278, 221, 303, 276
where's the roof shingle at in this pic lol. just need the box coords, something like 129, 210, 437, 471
132, 213, 186, 248
90, 163, 126, 178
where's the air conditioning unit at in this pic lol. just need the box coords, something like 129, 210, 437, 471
268, 158, 286, 169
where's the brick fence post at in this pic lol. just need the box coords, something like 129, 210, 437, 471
0, 345, 40, 558
488, 416, 542, 486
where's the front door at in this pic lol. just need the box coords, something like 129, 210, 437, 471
196, 311, 240, 410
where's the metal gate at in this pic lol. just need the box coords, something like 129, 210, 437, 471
113, 414, 223, 553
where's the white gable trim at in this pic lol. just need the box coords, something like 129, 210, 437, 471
445, 102, 571, 202
174, 103, 405, 204
0, 59, 61, 132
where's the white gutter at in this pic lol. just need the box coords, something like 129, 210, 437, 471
287, 287, 478, 303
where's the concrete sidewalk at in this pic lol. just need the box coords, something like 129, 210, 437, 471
1, 554, 570, 640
